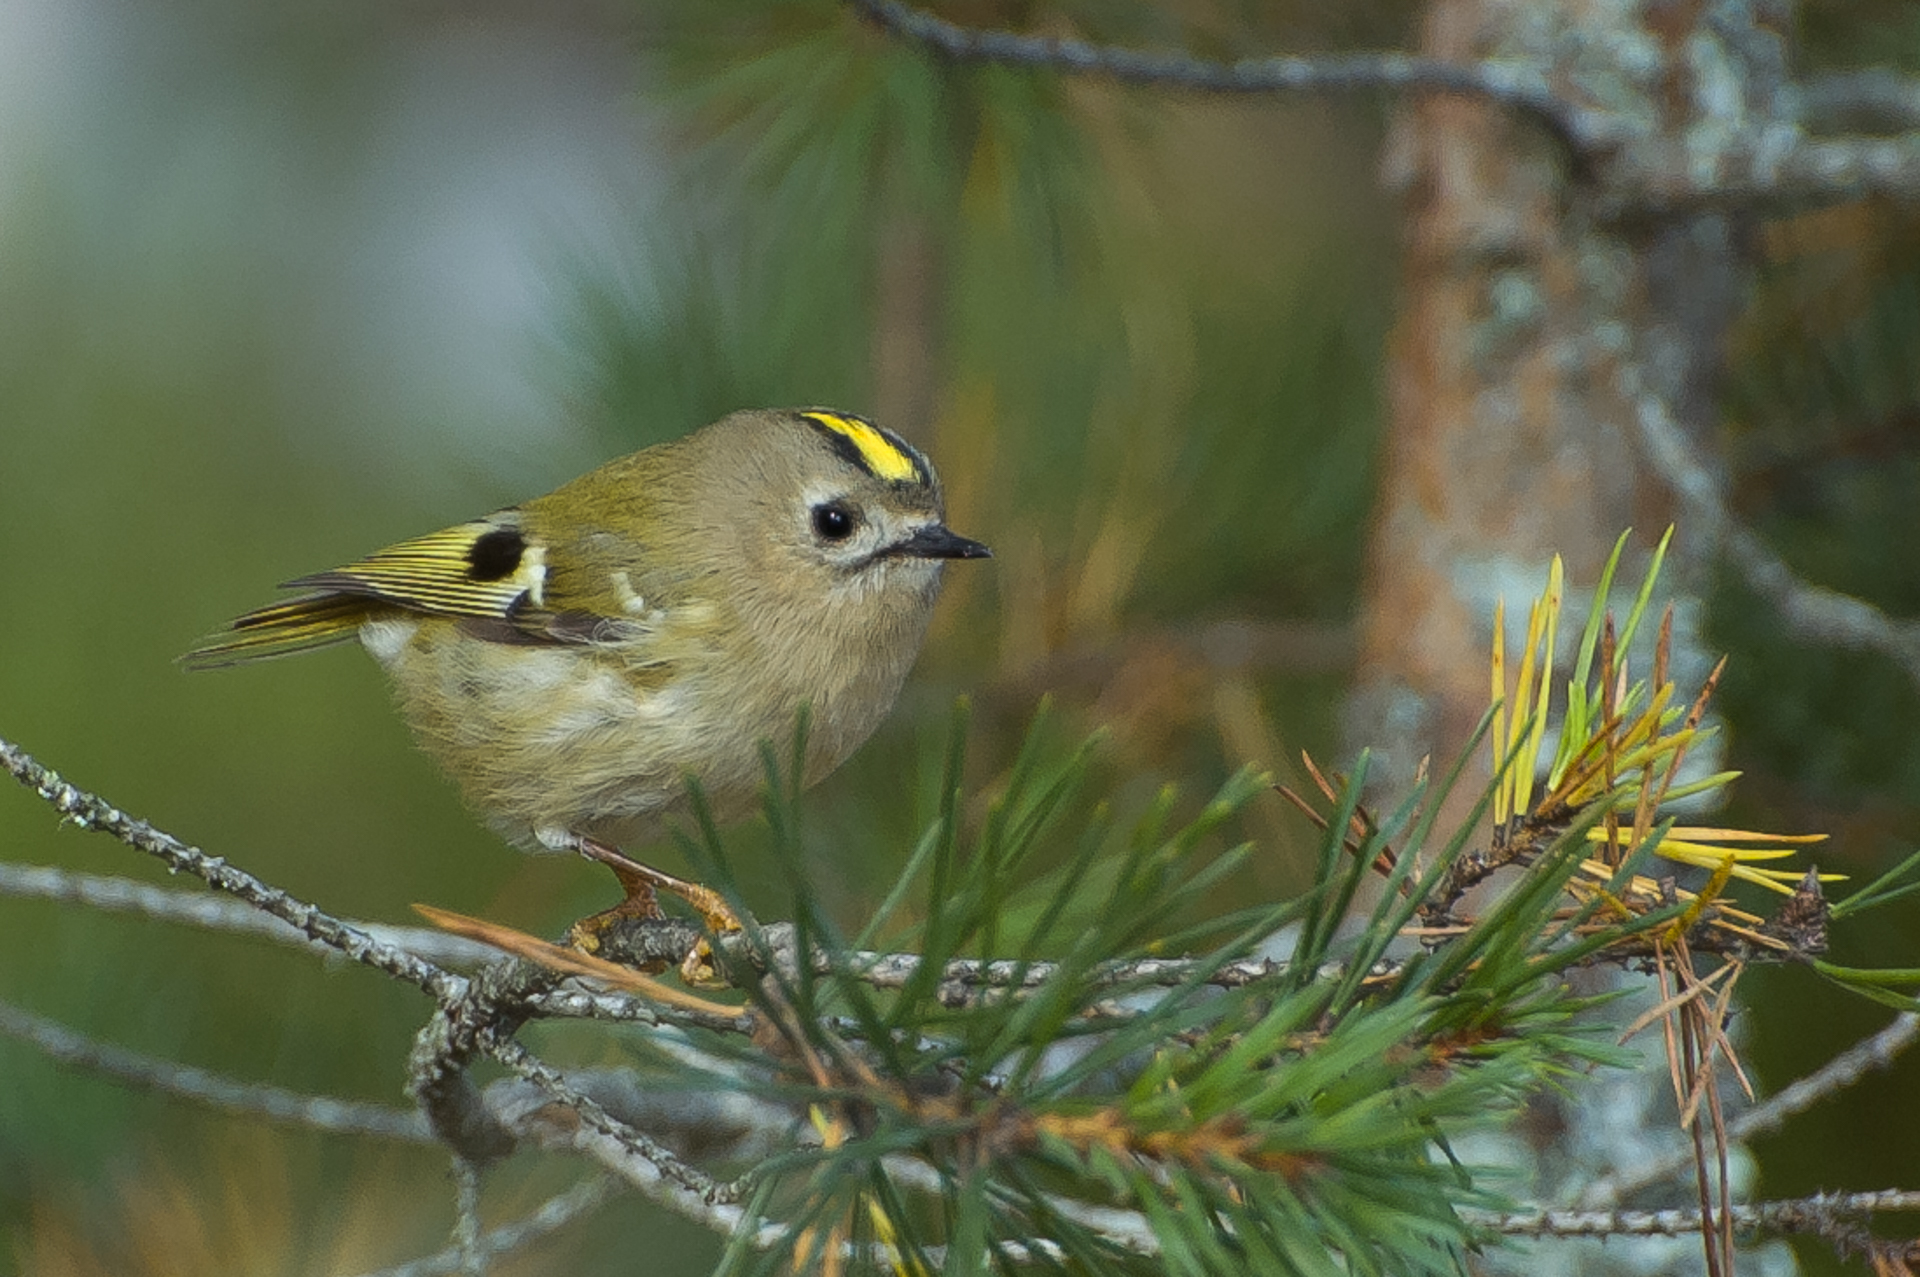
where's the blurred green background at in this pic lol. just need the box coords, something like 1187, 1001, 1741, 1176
1, 1, 1915, 1273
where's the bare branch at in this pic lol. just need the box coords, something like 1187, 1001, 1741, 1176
0, 999, 430, 1142
1730, 1012, 1919, 1142
0, 737, 460, 998
1619, 359, 1920, 688
349, 1176, 620, 1277
1582, 1012, 1920, 1209
850, 2, 1920, 219
1798, 69, 1920, 135
0, 861, 500, 968
845, 0, 1597, 151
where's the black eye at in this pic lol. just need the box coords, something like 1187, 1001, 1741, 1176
811, 502, 858, 542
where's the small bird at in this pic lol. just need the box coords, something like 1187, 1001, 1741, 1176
187, 408, 989, 942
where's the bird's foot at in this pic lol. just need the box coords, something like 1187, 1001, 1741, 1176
565, 835, 742, 985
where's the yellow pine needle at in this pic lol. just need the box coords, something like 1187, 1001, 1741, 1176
1491, 597, 1508, 826
1509, 597, 1546, 820
1519, 557, 1564, 819
1575, 827, 1846, 894
1544, 701, 1640, 809
1726, 866, 1847, 890
1617, 683, 1676, 750
1563, 866, 1638, 921
864, 1197, 923, 1277
1630, 686, 1678, 846
1580, 825, 1839, 877
1551, 725, 1697, 813
1666, 859, 1735, 938
810, 1104, 845, 1148
1571, 860, 1767, 919
1661, 826, 1828, 845
1660, 844, 1808, 862
1606, 728, 1697, 777
806, 1107, 925, 1277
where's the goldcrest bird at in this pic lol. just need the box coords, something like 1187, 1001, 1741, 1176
187, 408, 989, 933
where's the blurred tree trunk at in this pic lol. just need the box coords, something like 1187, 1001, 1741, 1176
872, 213, 943, 433
1349, 0, 1775, 819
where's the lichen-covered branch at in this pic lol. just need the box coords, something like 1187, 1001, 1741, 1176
347, 1176, 620, 1277
1581, 1011, 1920, 1209
1474, 1190, 1920, 1243
481, 1030, 748, 1208
845, 0, 1595, 148
0, 860, 498, 968
1797, 68, 1920, 135
0, 737, 459, 998
1620, 356, 1920, 689
0, 998, 431, 1142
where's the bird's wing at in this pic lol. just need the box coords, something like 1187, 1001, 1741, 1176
182, 517, 559, 667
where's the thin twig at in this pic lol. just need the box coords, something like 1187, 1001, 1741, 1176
1582, 1011, 1920, 1208
1728, 1012, 1917, 1142
845, 0, 1597, 151
482, 1065, 796, 1168
348, 1176, 620, 1277
0, 999, 431, 1142
1765, 134, 1920, 203
1619, 357, 1920, 689
524, 986, 755, 1032
451, 1157, 484, 1276
0, 737, 459, 998
1591, 134, 1920, 215
481, 1030, 746, 1207
1797, 68, 1920, 134
0, 860, 499, 968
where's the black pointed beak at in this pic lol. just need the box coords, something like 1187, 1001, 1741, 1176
892, 524, 992, 561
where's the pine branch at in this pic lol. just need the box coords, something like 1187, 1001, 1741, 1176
1, 716, 1894, 1269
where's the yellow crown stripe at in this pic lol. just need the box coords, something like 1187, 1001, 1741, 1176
801, 411, 922, 483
